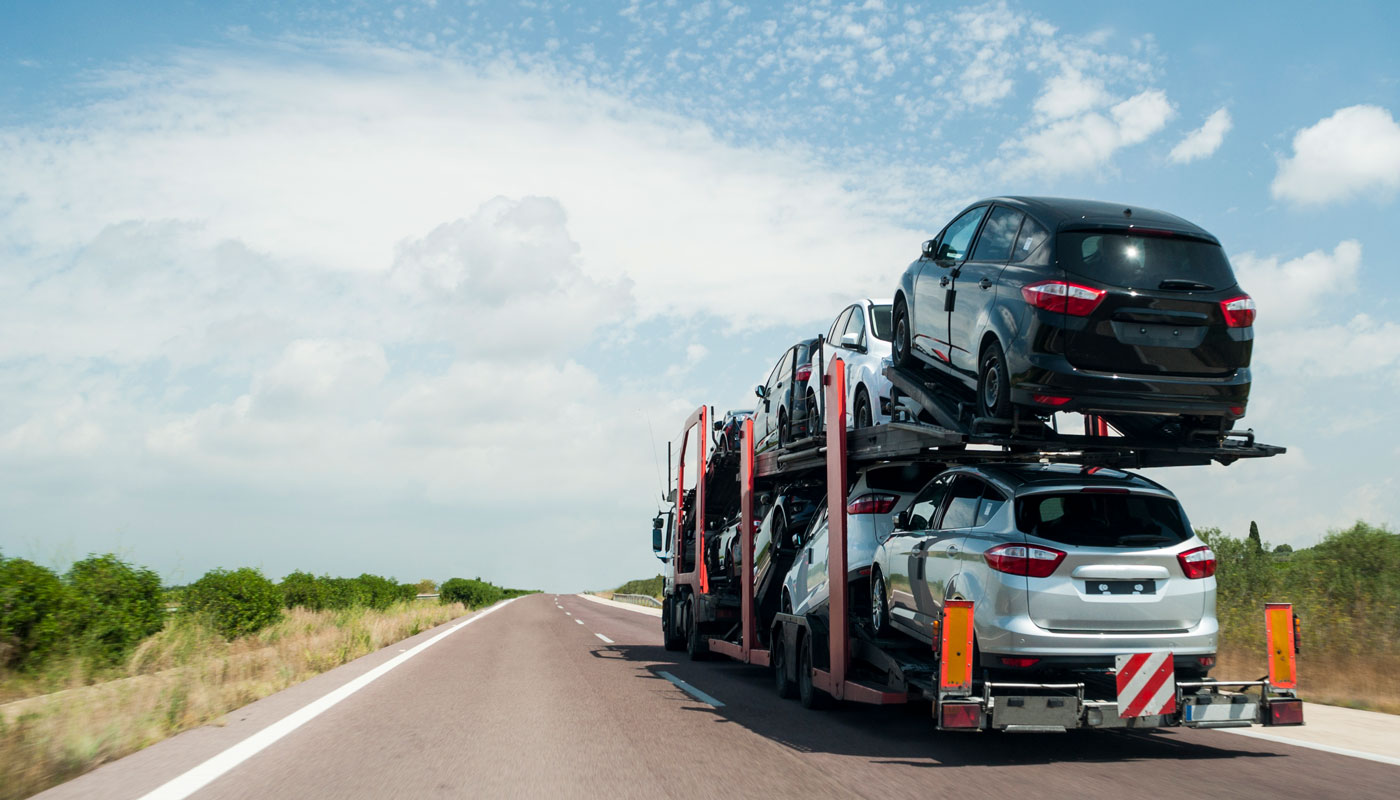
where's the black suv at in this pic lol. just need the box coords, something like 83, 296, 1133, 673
892, 197, 1253, 436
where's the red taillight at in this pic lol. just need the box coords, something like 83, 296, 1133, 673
984, 543, 1065, 578
1021, 280, 1106, 316
847, 494, 898, 515
940, 702, 981, 729
1229, 406, 1244, 416
998, 656, 1040, 668
795, 364, 812, 382
1178, 545, 1216, 579
1268, 698, 1304, 726
1197, 656, 1216, 668
1221, 295, 1255, 327
1032, 394, 1071, 406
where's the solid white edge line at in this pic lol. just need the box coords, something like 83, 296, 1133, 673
138, 598, 518, 800
1219, 728, 1400, 767
595, 633, 614, 644
656, 670, 725, 708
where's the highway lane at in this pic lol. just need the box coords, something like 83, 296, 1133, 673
37, 593, 1397, 799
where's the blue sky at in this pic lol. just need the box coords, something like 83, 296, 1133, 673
2, 1, 1399, 591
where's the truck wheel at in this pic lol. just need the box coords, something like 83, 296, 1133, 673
685, 595, 709, 661
772, 635, 797, 699
662, 596, 684, 651
797, 637, 829, 710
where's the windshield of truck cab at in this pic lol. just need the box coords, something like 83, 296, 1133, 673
1015, 492, 1191, 547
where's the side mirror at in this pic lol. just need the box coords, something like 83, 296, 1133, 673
712, 419, 724, 431
840, 331, 863, 352
921, 239, 938, 260
893, 510, 911, 530
755, 384, 768, 399
651, 520, 664, 554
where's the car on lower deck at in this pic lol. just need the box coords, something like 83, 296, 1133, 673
870, 462, 1218, 678
781, 462, 945, 617
891, 197, 1253, 437
804, 299, 895, 432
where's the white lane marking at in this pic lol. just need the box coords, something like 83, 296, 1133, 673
575, 619, 584, 625
1220, 728, 1400, 766
595, 633, 615, 644
138, 598, 518, 800
657, 671, 725, 708
565, 612, 572, 616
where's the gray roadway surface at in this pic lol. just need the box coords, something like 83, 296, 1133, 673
37, 593, 1396, 799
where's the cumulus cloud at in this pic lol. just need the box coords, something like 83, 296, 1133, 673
1001, 89, 1174, 178
1231, 240, 1361, 325
1033, 68, 1110, 120
1272, 105, 1400, 205
1169, 107, 1232, 164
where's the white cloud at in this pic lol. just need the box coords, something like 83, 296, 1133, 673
1264, 314, 1400, 380
1033, 68, 1109, 120
1271, 104, 1400, 205
1001, 89, 1174, 178
1232, 239, 1361, 325
1169, 107, 1232, 164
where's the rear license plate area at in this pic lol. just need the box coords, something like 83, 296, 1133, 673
1085, 580, 1156, 595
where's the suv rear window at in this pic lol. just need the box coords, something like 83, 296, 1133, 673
1057, 231, 1238, 291
862, 463, 944, 492
1014, 492, 1191, 547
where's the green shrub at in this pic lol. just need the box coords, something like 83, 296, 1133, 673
614, 575, 663, 598
184, 568, 283, 639
62, 554, 166, 665
0, 555, 68, 668
354, 574, 400, 610
396, 583, 419, 602
321, 576, 369, 610
278, 571, 328, 611
439, 578, 504, 608
415, 578, 438, 595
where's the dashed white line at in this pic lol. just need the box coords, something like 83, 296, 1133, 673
138, 599, 518, 800
575, 619, 584, 625
595, 633, 615, 644
565, 612, 572, 616
657, 671, 725, 707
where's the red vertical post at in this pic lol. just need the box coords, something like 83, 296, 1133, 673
1096, 417, 1109, 437
698, 406, 709, 595
825, 358, 849, 700
740, 417, 756, 659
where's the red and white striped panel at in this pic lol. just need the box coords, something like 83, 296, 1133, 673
1116, 651, 1176, 719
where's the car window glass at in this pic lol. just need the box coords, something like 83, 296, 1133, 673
1011, 217, 1050, 263
938, 206, 988, 263
843, 305, 866, 347
970, 207, 1024, 263
976, 483, 1008, 528
938, 476, 983, 529
779, 347, 794, 382
1015, 492, 1191, 546
765, 358, 782, 389
869, 304, 892, 341
863, 463, 945, 492
905, 476, 950, 530
1058, 231, 1238, 289
829, 308, 852, 344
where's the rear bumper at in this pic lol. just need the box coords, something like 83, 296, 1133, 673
1014, 354, 1249, 417
976, 613, 1219, 659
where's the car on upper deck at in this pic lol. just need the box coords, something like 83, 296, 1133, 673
804, 299, 895, 433
891, 197, 1254, 439
753, 338, 819, 452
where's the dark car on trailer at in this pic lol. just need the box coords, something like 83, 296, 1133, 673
890, 197, 1254, 439
753, 338, 820, 452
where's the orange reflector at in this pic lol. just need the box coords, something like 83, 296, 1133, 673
939, 600, 974, 694
1268, 699, 1304, 726
1265, 603, 1297, 690
940, 702, 981, 729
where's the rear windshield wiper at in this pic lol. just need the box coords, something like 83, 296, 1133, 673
1158, 279, 1214, 291
1116, 534, 1174, 545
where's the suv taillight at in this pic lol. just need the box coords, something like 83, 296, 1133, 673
984, 543, 1065, 578
1221, 295, 1256, 327
795, 364, 812, 382
1021, 280, 1106, 317
1178, 545, 1217, 579
847, 494, 898, 515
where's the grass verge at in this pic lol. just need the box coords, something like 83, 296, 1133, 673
0, 600, 469, 800
1216, 647, 1400, 715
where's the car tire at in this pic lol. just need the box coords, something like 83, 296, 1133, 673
685, 595, 708, 661
778, 410, 790, 447
978, 340, 1013, 419
870, 571, 890, 637
797, 636, 829, 710
806, 390, 820, 439
773, 634, 797, 699
893, 299, 914, 369
854, 387, 873, 429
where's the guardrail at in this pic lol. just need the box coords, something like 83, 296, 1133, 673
611, 593, 663, 608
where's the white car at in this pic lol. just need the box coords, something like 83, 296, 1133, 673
804, 299, 895, 432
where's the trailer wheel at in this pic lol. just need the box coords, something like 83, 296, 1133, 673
685, 595, 709, 661
797, 636, 829, 710
662, 596, 684, 651
772, 634, 797, 699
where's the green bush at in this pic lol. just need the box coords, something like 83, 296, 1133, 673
396, 583, 420, 602
354, 574, 401, 610
63, 554, 166, 665
321, 576, 370, 610
614, 575, 664, 598
184, 567, 283, 639
439, 578, 504, 608
278, 571, 328, 611
0, 555, 68, 668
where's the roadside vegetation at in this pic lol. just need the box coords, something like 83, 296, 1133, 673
0, 552, 534, 799
612, 575, 664, 599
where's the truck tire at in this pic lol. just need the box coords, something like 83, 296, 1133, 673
772, 634, 797, 699
797, 636, 829, 710
685, 595, 709, 661
662, 596, 684, 651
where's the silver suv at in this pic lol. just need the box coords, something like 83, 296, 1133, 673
870, 462, 1218, 675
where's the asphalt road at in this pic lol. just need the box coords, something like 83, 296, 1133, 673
38, 593, 1397, 799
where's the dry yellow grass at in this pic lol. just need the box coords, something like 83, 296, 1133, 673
1216, 647, 1400, 715
0, 601, 469, 800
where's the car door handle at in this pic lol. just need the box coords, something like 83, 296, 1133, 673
946, 544, 959, 555
939, 276, 950, 288
978, 278, 992, 290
